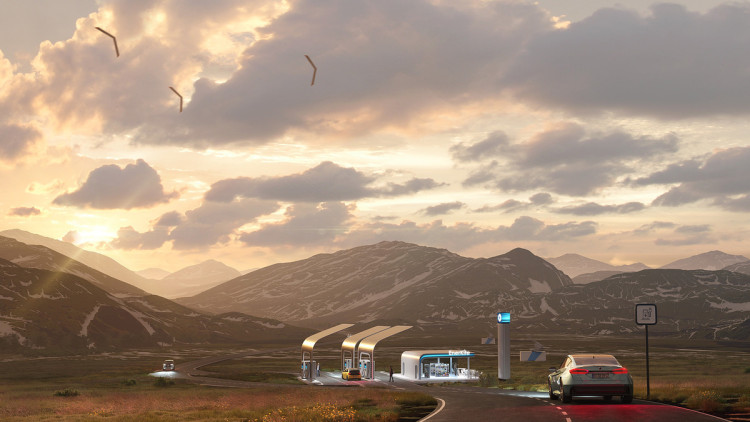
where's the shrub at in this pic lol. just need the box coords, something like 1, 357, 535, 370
53, 388, 79, 397
153, 377, 174, 387
744, 367, 750, 374
685, 390, 725, 412
478, 371, 497, 388
124, 379, 137, 386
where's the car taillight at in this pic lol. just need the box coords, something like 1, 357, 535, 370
569, 368, 589, 374
612, 367, 628, 374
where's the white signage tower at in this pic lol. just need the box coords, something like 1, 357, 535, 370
497, 312, 511, 381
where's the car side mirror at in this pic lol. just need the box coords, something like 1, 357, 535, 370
548, 367, 556, 372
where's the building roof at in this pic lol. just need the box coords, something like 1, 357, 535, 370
358, 325, 412, 353
302, 323, 354, 351
401, 350, 475, 360
342, 326, 390, 352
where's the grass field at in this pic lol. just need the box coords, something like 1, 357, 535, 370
0, 334, 748, 420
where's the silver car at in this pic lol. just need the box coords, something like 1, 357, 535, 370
548, 354, 633, 403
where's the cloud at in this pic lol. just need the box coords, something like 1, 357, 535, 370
341, 215, 596, 251
632, 221, 677, 235
239, 202, 355, 247
205, 161, 444, 202
474, 193, 554, 214
552, 201, 645, 216
7, 206, 41, 217
110, 198, 280, 250
53, 159, 178, 209
62, 230, 80, 244
638, 147, 750, 211
450, 131, 509, 162
460, 122, 678, 196
26, 179, 65, 195
0, 123, 41, 161
419, 201, 465, 216
127, 0, 552, 146
504, 3, 750, 119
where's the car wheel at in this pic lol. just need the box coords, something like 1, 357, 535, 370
622, 395, 633, 404
548, 380, 558, 400
561, 383, 572, 403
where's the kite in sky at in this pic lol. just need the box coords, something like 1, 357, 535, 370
305, 55, 317, 86
95, 27, 119, 57
169, 86, 183, 112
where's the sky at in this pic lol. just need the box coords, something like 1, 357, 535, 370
1, 0, 749, 274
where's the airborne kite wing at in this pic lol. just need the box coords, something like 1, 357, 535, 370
169, 87, 183, 112
95, 27, 119, 57
305, 55, 317, 86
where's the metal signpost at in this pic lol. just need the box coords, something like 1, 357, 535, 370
497, 312, 511, 381
635, 304, 657, 399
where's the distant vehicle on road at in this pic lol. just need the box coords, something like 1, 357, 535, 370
548, 354, 633, 403
342, 368, 361, 381
162, 359, 175, 371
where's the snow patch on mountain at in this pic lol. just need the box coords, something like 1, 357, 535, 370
80, 305, 102, 337
709, 301, 750, 312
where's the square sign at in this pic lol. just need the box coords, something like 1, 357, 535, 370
635, 304, 657, 325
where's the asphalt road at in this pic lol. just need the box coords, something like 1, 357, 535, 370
157, 352, 730, 422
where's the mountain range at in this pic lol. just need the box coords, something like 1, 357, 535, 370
547, 253, 649, 278
0, 230, 241, 299
2, 230, 749, 353
0, 236, 310, 353
176, 241, 750, 341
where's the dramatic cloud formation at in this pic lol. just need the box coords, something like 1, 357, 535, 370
474, 193, 554, 214
342, 216, 597, 251
53, 159, 178, 209
205, 161, 444, 202
553, 201, 646, 216
419, 201, 465, 216
504, 3, 750, 118
0, 123, 41, 161
110, 198, 280, 250
451, 131, 509, 163
638, 147, 750, 211
239, 202, 354, 247
7, 206, 41, 217
460, 122, 678, 196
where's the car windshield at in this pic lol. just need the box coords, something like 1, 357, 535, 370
573, 356, 620, 366
349, 370, 360, 374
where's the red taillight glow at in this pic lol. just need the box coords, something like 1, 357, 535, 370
612, 367, 628, 374
569, 368, 589, 374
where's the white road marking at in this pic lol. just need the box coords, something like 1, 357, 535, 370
418, 397, 445, 421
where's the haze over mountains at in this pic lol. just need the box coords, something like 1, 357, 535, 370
0, 230, 242, 299
1, 229, 749, 353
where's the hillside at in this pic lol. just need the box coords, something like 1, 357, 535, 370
546, 253, 648, 278
0, 258, 310, 353
524, 269, 750, 340
660, 250, 749, 271
177, 241, 572, 325
0, 229, 153, 292
161, 259, 241, 298
0, 236, 147, 296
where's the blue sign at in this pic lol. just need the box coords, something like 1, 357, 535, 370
497, 312, 511, 324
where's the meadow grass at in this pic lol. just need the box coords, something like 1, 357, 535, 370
1, 334, 748, 419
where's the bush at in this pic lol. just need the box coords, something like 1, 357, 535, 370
744, 367, 750, 374
478, 371, 497, 388
685, 390, 725, 412
153, 377, 174, 387
124, 379, 137, 386
53, 388, 79, 397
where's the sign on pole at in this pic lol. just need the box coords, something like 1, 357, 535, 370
635, 303, 657, 399
497, 312, 511, 381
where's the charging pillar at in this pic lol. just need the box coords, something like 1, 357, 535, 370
497, 312, 511, 381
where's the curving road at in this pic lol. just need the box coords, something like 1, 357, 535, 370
158, 351, 729, 422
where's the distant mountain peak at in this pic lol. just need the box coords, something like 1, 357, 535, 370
661, 250, 749, 271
